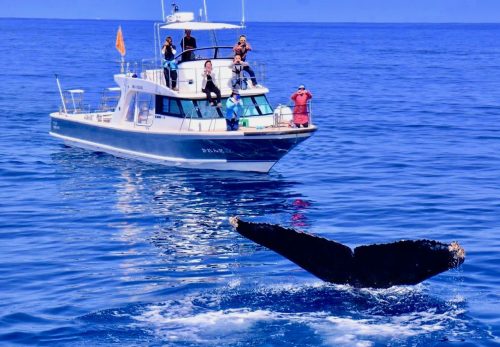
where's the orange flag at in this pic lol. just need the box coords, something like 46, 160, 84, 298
115, 26, 126, 56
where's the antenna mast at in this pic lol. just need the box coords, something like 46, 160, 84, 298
202, 0, 217, 46
203, 0, 209, 21
241, 0, 245, 27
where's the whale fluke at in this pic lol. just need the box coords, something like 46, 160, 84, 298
229, 217, 465, 288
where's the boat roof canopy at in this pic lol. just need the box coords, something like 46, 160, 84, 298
160, 21, 243, 31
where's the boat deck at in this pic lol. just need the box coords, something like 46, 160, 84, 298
239, 124, 317, 136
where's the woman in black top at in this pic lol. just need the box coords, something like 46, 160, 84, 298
162, 36, 177, 89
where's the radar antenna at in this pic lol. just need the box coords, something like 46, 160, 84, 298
172, 2, 179, 14
241, 0, 246, 27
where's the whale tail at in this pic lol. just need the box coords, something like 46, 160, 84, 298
229, 217, 465, 288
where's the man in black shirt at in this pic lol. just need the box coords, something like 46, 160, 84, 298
180, 29, 197, 62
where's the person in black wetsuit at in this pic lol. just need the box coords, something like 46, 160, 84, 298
161, 36, 177, 89
180, 29, 197, 62
201, 60, 221, 107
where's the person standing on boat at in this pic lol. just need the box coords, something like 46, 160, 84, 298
225, 91, 243, 131
291, 85, 313, 128
233, 35, 259, 87
162, 36, 177, 89
180, 29, 197, 61
201, 60, 222, 107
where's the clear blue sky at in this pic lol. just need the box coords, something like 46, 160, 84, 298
0, 0, 499, 23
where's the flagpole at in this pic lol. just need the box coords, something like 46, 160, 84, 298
116, 26, 126, 74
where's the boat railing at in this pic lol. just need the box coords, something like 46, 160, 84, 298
176, 100, 312, 132
141, 59, 163, 84
179, 107, 220, 132
97, 87, 121, 112
139, 57, 266, 94
272, 101, 313, 127
59, 103, 92, 115
175, 46, 235, 61
59, 89, 92, 115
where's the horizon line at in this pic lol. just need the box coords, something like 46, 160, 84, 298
1, 16, 500, 25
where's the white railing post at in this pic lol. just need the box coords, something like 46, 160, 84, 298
309, 100, 313, 125
55, 74, 67, 115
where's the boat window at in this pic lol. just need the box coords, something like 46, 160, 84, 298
180, 100, 197, 118
253, 95, 273, 115
137, 93, 154, 111
136, 93, 155, 124
196, 100, 221, 119
218, 96, 273, 118
155, 95, 183, 117
241, 96, 259, 117
126, 93, 136, 122
169, 98, 181, 115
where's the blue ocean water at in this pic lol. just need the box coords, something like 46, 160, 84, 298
0, 18, 500, 346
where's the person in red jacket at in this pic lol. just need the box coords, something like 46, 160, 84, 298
291, 85, 313, 128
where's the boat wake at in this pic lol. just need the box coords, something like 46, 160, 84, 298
78, 282, 494, 346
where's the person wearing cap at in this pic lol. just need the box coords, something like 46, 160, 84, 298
225, 91, 243, 131
291, 85, 313, 128
180, 29, 197, 62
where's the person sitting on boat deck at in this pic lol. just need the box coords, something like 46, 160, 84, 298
161, 36, 178, 89
225, 91, 243, 131
232, 35, 259, 87
231, 54, 249, 90
201, 60, 222, 107
291, 85, 313, 128
180, 29, 197, 62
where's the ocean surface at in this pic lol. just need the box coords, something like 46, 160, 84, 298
0, 18, 499, 346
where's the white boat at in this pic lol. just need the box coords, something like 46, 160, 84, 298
49, 1, 317, 173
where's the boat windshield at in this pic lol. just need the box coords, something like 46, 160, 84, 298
155, 95, 273, 119
176, 46, 234, 62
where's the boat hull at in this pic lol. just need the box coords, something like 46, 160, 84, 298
50, 117, 316, 172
